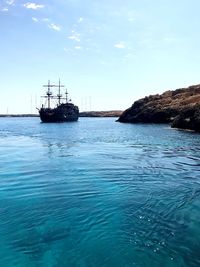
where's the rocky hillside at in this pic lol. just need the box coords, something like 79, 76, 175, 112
118, 84, 200, 132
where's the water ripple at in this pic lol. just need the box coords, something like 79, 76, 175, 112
0, 118, 200, 266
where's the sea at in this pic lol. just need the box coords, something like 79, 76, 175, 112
0, 117, 200, 267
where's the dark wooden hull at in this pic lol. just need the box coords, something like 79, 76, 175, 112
39, 104, 79, 123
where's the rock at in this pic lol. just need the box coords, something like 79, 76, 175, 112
118, 84, 200, 132
171, 105, 200, 131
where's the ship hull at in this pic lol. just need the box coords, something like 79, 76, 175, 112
39, 104, 79, 123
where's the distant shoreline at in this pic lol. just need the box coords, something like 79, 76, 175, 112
0, 110, 123, 118
0, 114, 39, 117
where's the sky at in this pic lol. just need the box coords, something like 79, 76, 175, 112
1, 0, 200, 113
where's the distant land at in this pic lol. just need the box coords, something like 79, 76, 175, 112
79, 110, 122, 117
118, 84, 200, 132
0, 110, 122, 118
0, 114, 39, 117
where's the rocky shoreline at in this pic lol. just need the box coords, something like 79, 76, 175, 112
118, 84, 200, 132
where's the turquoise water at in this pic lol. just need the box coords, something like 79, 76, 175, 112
0, 117, 200, 267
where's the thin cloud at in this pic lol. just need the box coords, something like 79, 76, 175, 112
6, 0, 15, 5
2, 7, 9, 11
32, 17, 39, 22
32, 17, 61, 32
1, 0, 15, 12
163, 37, 177, 44
128, 17, 135, 22
64, 48, 71, 52
114, 42, 126, 49
24, 2, 44, 10
68, 33, 81, 42
74, 46, 82, 50
48, 23, 61, 31
127, 11, 138, 23
42, 18, 49, 22
78, 17, 83, 23
124, 53, 135, 59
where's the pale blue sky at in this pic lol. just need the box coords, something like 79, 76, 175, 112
1, 0, 200, 113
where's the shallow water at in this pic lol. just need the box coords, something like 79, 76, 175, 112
0, 117, 200, 267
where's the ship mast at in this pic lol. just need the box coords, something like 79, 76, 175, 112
65, 89, 68, 103
57, 79, 63, 105
42, 80, 65, 108
43, 80, 54, 109
47, 80, 51, 109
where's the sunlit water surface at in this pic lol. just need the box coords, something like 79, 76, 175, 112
0, 117, 200, 267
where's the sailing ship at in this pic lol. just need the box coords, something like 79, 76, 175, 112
39, 80, 79, 122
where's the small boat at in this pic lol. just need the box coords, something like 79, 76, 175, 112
39, 80, 79, 122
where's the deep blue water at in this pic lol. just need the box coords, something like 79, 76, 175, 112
0, 117, 200, 267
